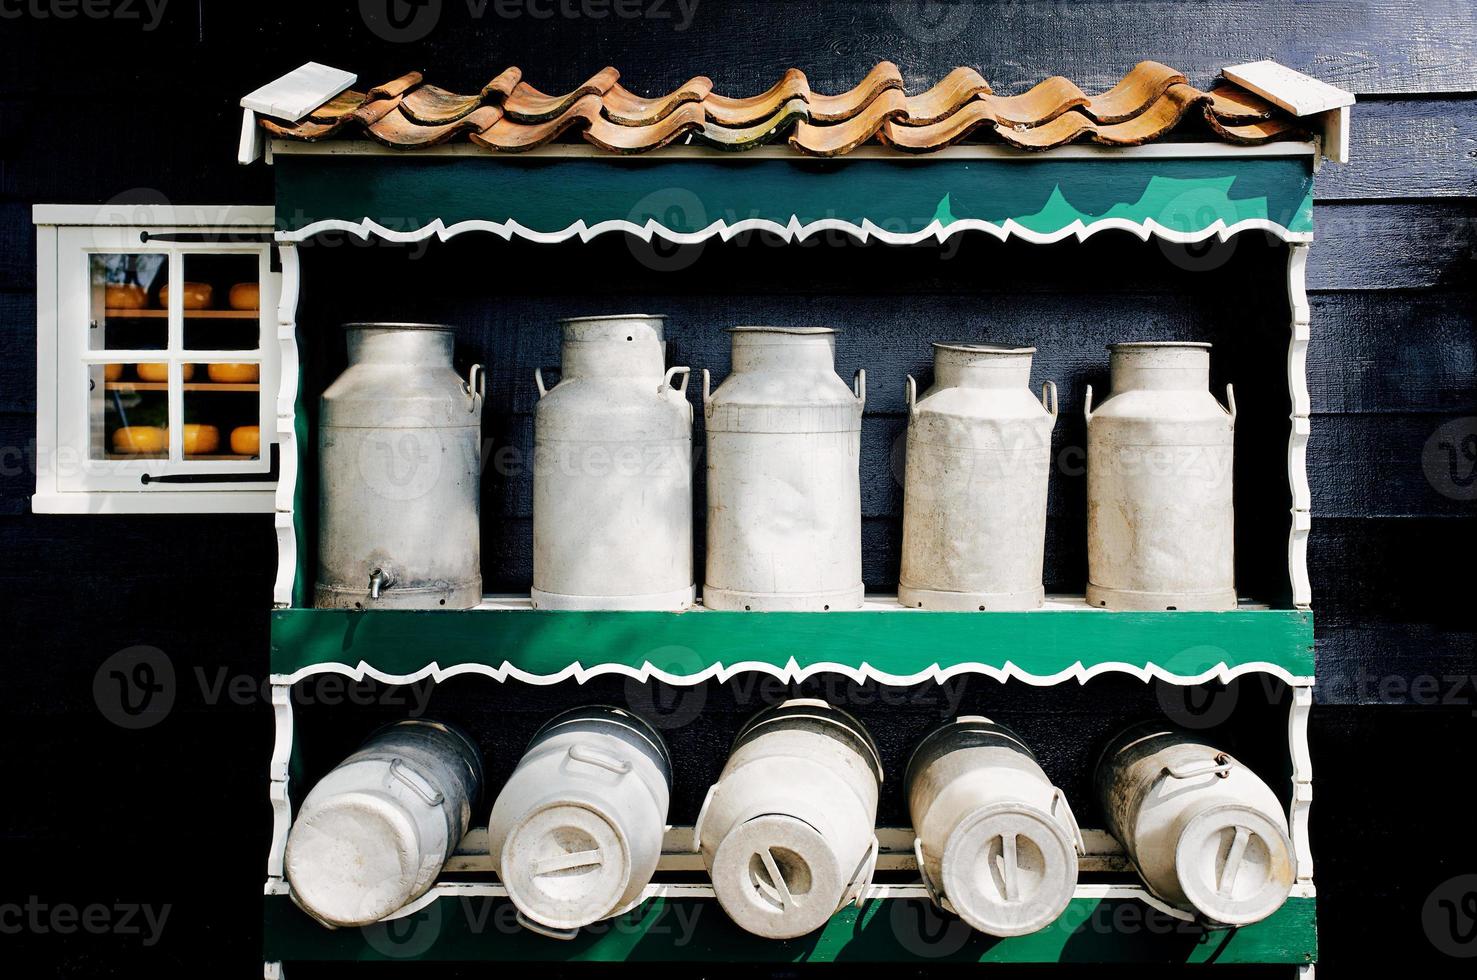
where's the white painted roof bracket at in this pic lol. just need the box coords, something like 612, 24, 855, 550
238, 62, 357, 165
1222, 61, 1355, 166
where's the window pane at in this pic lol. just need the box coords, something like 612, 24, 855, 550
184, 382, 260, 460
93, 363, 169, 460
90, 253, 167, 350
181, 253, 261, 351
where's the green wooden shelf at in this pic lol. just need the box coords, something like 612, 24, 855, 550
263, 894, 1316, 964
269, 598, 1314, 685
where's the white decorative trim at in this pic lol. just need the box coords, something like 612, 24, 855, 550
269, 138, 1320, 162
267, 683, 295, 882
1288, 686, 1315, 883
273, 243, 302, 608
275, 215, 1314, 249
1286, 244, 1313, 609
31, 204, 275, 227
269, 658, 1313, 691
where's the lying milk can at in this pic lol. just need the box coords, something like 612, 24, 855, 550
487, 707, 672, 937
1095, 723, 1294, 926
906, 717, 1084, 936
284, 720, 484, 927
899, 344, 1058, 610
695, 699, 882, 939
316, 323, 484, 610
1085, 342, 1236, 610
532, 314, 694, 610
702, 327, 866, 611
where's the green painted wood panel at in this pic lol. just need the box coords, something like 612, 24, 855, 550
263, 894, 1316, 964
269, 606, 1314, 681
274, 155, 1315, 240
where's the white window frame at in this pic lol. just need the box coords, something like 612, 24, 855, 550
33, 205, 280, 514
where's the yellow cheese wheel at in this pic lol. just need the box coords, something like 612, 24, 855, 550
182, 424, 220, 456
136, 363, 195, 382
229, 282, 260, 310
105, 284, 148, 309
207, 362, 260, 384
112, 426, 167, 454
160, 282, 213, 309
230, 425, 261, 456
103, 363, 124, 382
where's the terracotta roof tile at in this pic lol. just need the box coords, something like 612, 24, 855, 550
258, 63, 1308, 155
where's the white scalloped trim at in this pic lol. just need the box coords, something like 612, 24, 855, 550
269, 656, 1313, 689
275, 215, 1314, 248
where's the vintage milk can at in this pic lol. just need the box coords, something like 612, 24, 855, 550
487, 707, 672, 937
695, 699, 882, 939
1095, 723, 1295, 926
906, 717, 1084, 936
899, 344, 1058, 610
531, 314, 694, 610
702, 327, 866, 611
1085, 342, 1236, 610
284, 720, 484, 928
316, 323, 484, 610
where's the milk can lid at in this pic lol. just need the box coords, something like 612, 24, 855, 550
285, 791, 421, 927
710, 813, 849, 940
1106, 340, 1211, 350
931, 341, 1036, 355
340, 322, 455, 332
500, 802, 633, 931
556, 313, 666, 323
725, 325, 838, 335
1174, 803, 1295, 926
941, 803, 1079, 937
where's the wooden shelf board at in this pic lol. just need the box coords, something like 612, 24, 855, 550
261, 893, 1316, 964
105, 307, 259, 319
105, 453, 256, 461
270, 595, 1315, 683
106, 381, 260, 392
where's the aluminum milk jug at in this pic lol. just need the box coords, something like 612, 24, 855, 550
906, 717, 1083, 936
1085, 341, 1236, 610
316, 323, 483, 609
899, 343, 1058, 610
532, 314, 694, 610
702, 327, 866, 611
1095, 722, 1295, 925
487, 707, 672, 937
284, 720, 484, 927
695, 699, 882, 939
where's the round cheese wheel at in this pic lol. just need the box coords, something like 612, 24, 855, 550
230, 425, 261, 456
112, 426, 167, 454
207, 363, 260, 384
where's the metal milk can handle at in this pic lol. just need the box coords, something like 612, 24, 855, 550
1222, 383, 1237, 423
905, 375, 917, 419
516, 910, 579, 942
534, 366, 561, 399
701, 368, 715, 416
1051, 786, 1087, 855
659, 365, 691, 396
1083, 384, 1094, 423
1164, 753, 1234, 780
463, 364, 485, 412
566, 743, 634, 776
853, 368, 867, 408
387, 758, 444, 807
1042, 380, 1059, 427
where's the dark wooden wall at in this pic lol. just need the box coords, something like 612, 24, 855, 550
1, 2, 1473, 975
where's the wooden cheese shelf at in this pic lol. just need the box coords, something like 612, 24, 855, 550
105, 381, 260, 392
269, 596, 1315, 685
104, 307, 259, 319
106, 452, 256, 461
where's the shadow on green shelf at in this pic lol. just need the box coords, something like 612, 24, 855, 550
263, 894, 1316, 964
269, 600, 1314, 686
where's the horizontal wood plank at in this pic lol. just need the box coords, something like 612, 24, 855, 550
1316, 97, 1477, 200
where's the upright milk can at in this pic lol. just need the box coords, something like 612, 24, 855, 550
906, 717, 1083, 936
487, 707, 672, 937
1085, 341, 1236, 610
284, 720, 484, 927
316, 323, 484, 610
532, 314, 694, 610
695, 699, 882, 939
899, 344, 1058, 610
703, 327, 866, 611
1095, 723, 1294, 925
